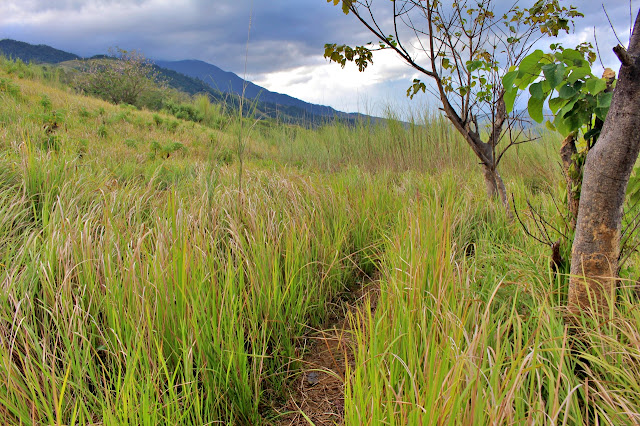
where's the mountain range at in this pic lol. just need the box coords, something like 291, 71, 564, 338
0, 39, 372, 126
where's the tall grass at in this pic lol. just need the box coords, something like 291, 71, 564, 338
344, 175, 640, 424
0, 57, 638, 425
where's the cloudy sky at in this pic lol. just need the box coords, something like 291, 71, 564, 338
0, 1, 636, 116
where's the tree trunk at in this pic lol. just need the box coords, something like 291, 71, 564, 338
482, 164, 510, 212
560, 134, 580, 230
569, 12, 640, 314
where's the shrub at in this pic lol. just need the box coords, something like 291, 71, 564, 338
0, 78, 20, 98
75, 48, 165, 106
163, 101, 204, 123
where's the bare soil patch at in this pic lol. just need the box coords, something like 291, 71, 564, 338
275, 278, 379, 425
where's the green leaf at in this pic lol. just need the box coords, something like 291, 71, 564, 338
566, 66, 591, 83
504, 88, 518, 113
586, 77, 607, 94
596, 91, 613, 108
528, 95, 544, 123
502, 70, 518, 90
442, 58, 450, 69
541, 63, 565, 89
559, 48, 587, 66
553, 114, 571, 136
548, 97, 567, 114
529, 82, 545, 100
467, 60, 484, 72
519, 50, 544, 75
584, 127, 600, 141
558, 84, 577, 99
558, 97, 579, 119
517, 72, 538, 90
595, 107, 609, 121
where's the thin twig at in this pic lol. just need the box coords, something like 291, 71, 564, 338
603, 5, 624, 46
512, 194, 549, 245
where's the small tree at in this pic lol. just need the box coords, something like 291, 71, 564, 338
504, 44, 615, 230
325, 0, 582, 210
77, 48, 164, 106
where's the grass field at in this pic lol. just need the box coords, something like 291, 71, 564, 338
0, 58, 639, 425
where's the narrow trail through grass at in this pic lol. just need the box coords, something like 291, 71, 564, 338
277, 276, 380, 426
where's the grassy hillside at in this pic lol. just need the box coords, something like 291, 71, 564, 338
0, 57, 639, 425
0, 39, 366, 127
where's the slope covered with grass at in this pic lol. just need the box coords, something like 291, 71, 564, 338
0, 58, 638, 425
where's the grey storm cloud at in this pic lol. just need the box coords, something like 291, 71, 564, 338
0, 0, 371, 75
0, 0, 635, 74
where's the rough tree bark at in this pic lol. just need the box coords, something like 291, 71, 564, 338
569, 11, 640, 313
560, 134, 579, 230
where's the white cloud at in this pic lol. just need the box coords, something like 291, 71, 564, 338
251, 49, 418, 115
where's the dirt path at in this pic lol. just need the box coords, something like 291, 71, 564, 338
276, 278, 379, 426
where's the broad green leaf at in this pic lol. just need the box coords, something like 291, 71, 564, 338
559, 48, 587, 66
554, 113, 572, 136
442, 58, 450, 69
529, 82, 545, 100
504, 87, 518, 113
597, 91, 613, 108
467, 60, 484, 72
519, 50, 544, 75
558, 84, 577, 99
566, 66, 591, 83
558, 97, 579, 119
541, 63, 565, 89
595, 107, 609, 121
586, 77, 607, 94
565, 108, 585, 132
517, 71, 539, 90
548, 96, 567, 114
528, 95, 544, 123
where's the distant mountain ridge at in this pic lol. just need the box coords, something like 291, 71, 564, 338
154, 59, 348, 119
0, 39, 80, 63
0, 39, 372, 125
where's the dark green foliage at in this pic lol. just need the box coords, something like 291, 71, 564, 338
503, 44, 612, 137
39, 94, 52, 110
97, 124, 108, 138
78, 107, 92, 118
124, 139, 138, 148
163, 101, 204, 123
0, 77, 20, 98
147, 140, 187, 160
75, 48, 165, 106
40, 134, 61, 152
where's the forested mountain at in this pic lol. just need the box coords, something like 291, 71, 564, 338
0, 39, 80, 63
